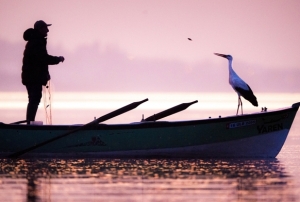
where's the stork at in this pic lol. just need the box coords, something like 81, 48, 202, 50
214, 53, 258, 115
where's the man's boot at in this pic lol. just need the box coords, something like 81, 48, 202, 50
26, 103, 38, 125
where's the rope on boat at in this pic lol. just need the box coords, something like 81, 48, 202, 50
43, 80, 52, 125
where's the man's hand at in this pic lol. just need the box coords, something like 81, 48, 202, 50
59, 56, 65, 63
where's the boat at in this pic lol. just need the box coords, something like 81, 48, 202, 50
0, 99, 299, 158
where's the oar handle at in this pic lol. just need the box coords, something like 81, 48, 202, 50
10, 120, 27, 124
143, 100, 198, 122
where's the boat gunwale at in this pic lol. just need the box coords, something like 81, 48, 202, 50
0, 104, 298, 131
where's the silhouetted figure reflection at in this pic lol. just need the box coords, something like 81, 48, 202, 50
0, 158, 295, 201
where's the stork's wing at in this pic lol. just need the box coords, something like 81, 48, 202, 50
234, 85, 258, 106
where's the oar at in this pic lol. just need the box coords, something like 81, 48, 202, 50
8, 98, 148, 158
142, 100, 198, 122
10, 120, 27, 124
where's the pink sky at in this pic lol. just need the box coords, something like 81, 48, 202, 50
0, 0, 300, 93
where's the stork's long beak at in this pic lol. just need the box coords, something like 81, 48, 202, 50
214, 53, 227, 58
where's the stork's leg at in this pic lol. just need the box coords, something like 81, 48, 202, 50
240, 97, 243, 115
236, 96, 240, 115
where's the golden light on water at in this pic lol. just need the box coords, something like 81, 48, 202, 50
1, 92, 299, 110
0, 92, 299, 124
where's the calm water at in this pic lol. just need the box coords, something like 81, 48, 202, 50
1, 92, 300, 201
0, 136, 300, 202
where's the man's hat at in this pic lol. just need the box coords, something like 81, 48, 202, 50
34, 20, 52, 30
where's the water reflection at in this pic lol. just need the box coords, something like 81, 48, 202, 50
0, 158, 296, 201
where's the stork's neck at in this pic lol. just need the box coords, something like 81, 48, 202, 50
228, 60, 237, 78
228, 59, 234, 73
228, 59, 233, 70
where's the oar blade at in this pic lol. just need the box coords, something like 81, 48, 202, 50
143, 100, 198, 122
94, 98, 148, 124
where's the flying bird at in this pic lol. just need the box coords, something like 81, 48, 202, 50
214, 53, 258, 115
188, 38, 192, 41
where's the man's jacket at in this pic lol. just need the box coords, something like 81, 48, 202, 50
22, 28, 61, 85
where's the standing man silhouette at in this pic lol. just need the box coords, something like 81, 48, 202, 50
22, 20, 65, 124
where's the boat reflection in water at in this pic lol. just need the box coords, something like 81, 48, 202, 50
0, 158, 296, 201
